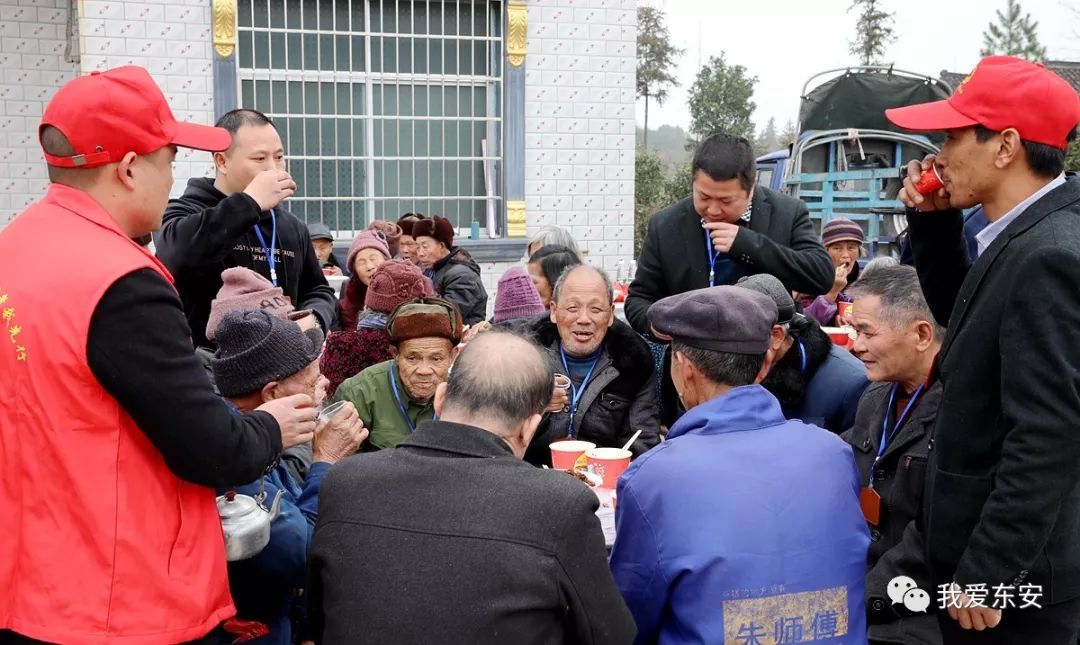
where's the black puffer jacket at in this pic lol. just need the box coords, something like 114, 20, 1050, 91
428, 247, 488, 325
509, 315, 662, 467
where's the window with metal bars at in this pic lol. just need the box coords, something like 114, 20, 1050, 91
236, 0, 504, 236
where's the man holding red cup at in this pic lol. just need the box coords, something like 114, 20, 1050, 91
887, 55, 1080, 642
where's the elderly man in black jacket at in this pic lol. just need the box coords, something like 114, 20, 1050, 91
841, 265, 944, 645
887, 55, 1080, 642
307, 330, 636, 644
154, 109, 337, 348
508, 265, 661, 466
625, 132, 833, 338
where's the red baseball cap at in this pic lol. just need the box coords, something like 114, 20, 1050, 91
39, 65, 232, 168
885, 56, 1080, 150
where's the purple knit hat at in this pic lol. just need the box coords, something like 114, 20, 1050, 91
206, 267, 295, 340
346, 230, 391, 274
492, 266, 547, 323
821, 218, 865, 247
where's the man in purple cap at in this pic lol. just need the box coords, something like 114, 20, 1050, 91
887, 55, 1080, 641
610, 285, 867, 644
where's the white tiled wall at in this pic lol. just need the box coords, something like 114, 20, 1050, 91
0, 0, 80, 226
524, 0, 636, 274
0, 0, 217, 228
1, 0, 636, 319
78, 0, 217, 197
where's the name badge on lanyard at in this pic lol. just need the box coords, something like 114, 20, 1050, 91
559, 346, 601, 439
860, 382, 925, 525
252, 208, 279, 286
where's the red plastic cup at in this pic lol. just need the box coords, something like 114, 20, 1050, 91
838, 301, 854, 319
550, 440, 595, 471
823, 326, 855, 349
914, 165, 943, 195
586, 447, 632, 489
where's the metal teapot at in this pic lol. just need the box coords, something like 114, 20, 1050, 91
216, 480, 284, 562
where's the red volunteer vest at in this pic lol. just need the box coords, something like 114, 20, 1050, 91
0, 185, 234, 644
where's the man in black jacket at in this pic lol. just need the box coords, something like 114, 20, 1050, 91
307, 330, 636, 644
841, 265, 944, 645
154, 109, 337, 348
506, 265, 660, 466
413, 215, 488, 325
887, 55, 1080, 642
625, 133, 833, 338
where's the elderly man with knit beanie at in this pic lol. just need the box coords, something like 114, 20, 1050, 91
413, 215, 488, 325
800, 217, 866, 327
210, 310, 366, 645
321, 260, 436, 398
337, 230, 391, 330
331, 297, 463, 450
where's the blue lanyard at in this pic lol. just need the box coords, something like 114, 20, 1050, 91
559, 345, 601, 439
703, 221, 719, 287
252, 208, 279, 286
870, 383, 926, 486
796, 339, 808, 377
388, 360, 416, 434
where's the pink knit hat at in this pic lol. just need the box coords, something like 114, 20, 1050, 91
206, 267, 295, 340
492, 266, 546, 323
363, 260, 435, 314
346, 230, 391, 274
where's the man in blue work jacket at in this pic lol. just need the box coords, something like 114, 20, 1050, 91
609, 285, 870, 644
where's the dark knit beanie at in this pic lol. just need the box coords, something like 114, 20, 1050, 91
821, 218, 865, 247
492, 266, 546, 323
211, 310, 324, 397
411, 215, 455, 249
364, 260, 435, 314
368, 220, 403, 257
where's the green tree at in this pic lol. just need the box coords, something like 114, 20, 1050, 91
637, 6, 684, 150
687, 53, 758, 141
779, 119, 798, 148
1066, 138, 1080, 174
634, 149, 668, 254
980, 0, 1046, 62
755, 117, 781, 155
849, 0, 896, 65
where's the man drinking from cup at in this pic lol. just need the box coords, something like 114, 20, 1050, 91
211, 309, 367, 644
503, 265, 660, 467
886, 55, 1080, 642
609, 285, 869, 643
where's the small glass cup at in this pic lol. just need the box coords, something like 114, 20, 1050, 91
317, 400, 349, 429
553, 373, 571, 412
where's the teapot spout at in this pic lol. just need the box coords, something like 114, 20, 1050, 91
267, 488, 285, 520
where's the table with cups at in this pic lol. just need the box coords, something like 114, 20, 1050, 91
550, 440, 629, 548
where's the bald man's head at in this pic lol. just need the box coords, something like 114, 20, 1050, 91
440, 330, 553, 432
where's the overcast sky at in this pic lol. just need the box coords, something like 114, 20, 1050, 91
639, 0, 1080, 134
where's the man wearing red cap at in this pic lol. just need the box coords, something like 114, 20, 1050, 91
0, 67, 319, 644
886, 55, 1080, 642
